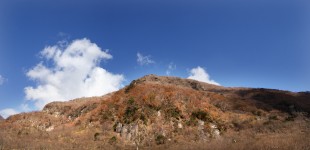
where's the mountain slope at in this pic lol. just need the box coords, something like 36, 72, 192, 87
0, 74, 309, 149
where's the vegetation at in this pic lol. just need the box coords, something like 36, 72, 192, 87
123, 98, 139, 123
155, 134, 166, 145
0, 75, 309, 149
93, 132, 100, 141
164, 107, 181, 120
191, 110, 212, 122
108, 136, 117, 145
125, 80, 136, 93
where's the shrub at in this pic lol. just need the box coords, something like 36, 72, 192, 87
155, 134, 166, 145
124, 106, 138, 124
252, 110, 264, 116
269, 115, 278, 120
125, 106, 137, 117
127, 97, 135, 105
147, 104, 161, 111
186, 117, 198, 126
285, 115, 295, 121
109, 136, 117, 145
100, 110, 113, 120
139, 114, 147, 125
186, 110, 213, 126
165, 107, 181, 120
232, 120, 243, 130
191, 110, 212, 122
123, 97, 139, 123
216, 120, 228, 132
93, 132, 100, 141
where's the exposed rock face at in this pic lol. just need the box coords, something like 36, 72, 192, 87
115, 122, 123, 133
197, 120, 208, 141
45, 126, 54, 132
0, 74, 310, 149
209, 123, 220, 138
114, 122, 145, 143
177, 122, 183, 129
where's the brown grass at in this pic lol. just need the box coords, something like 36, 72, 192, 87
0, 75, 309, 149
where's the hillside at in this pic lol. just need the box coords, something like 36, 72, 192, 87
0, 74, 309, 150
0, 115, 3, 120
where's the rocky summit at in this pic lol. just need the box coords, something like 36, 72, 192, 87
0, 75, 309, 149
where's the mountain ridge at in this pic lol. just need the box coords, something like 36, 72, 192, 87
0, 74, 309, 149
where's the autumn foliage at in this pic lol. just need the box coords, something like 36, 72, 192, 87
0, 74, 309, 149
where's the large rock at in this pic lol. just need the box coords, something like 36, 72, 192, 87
117, 123, 141, 141
209, 123, 220, 138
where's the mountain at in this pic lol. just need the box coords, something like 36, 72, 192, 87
0, 115, 3, 120
0, 75, 309, 149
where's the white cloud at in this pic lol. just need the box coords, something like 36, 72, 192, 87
0, 108, 19, 119
0, 75, 5, 85
166, 62, 176, 75
187, 66, 220, 85
25, 38, 125, 109
137, 52, 155, 65
0, 103, 34, 119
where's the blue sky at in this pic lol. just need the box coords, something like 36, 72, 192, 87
0, 0, 309, 117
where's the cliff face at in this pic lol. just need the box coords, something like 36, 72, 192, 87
0, 75, 309, 149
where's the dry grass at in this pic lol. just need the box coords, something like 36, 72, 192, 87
0, 75, 309, 149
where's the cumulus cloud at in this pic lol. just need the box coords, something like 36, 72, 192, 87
166, 62, 176, 75
0, 75, 5, 85
0, 108, 19, 119
187, 66, 220, 85
137, 52, 155, 65
25, 38, 125, 109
